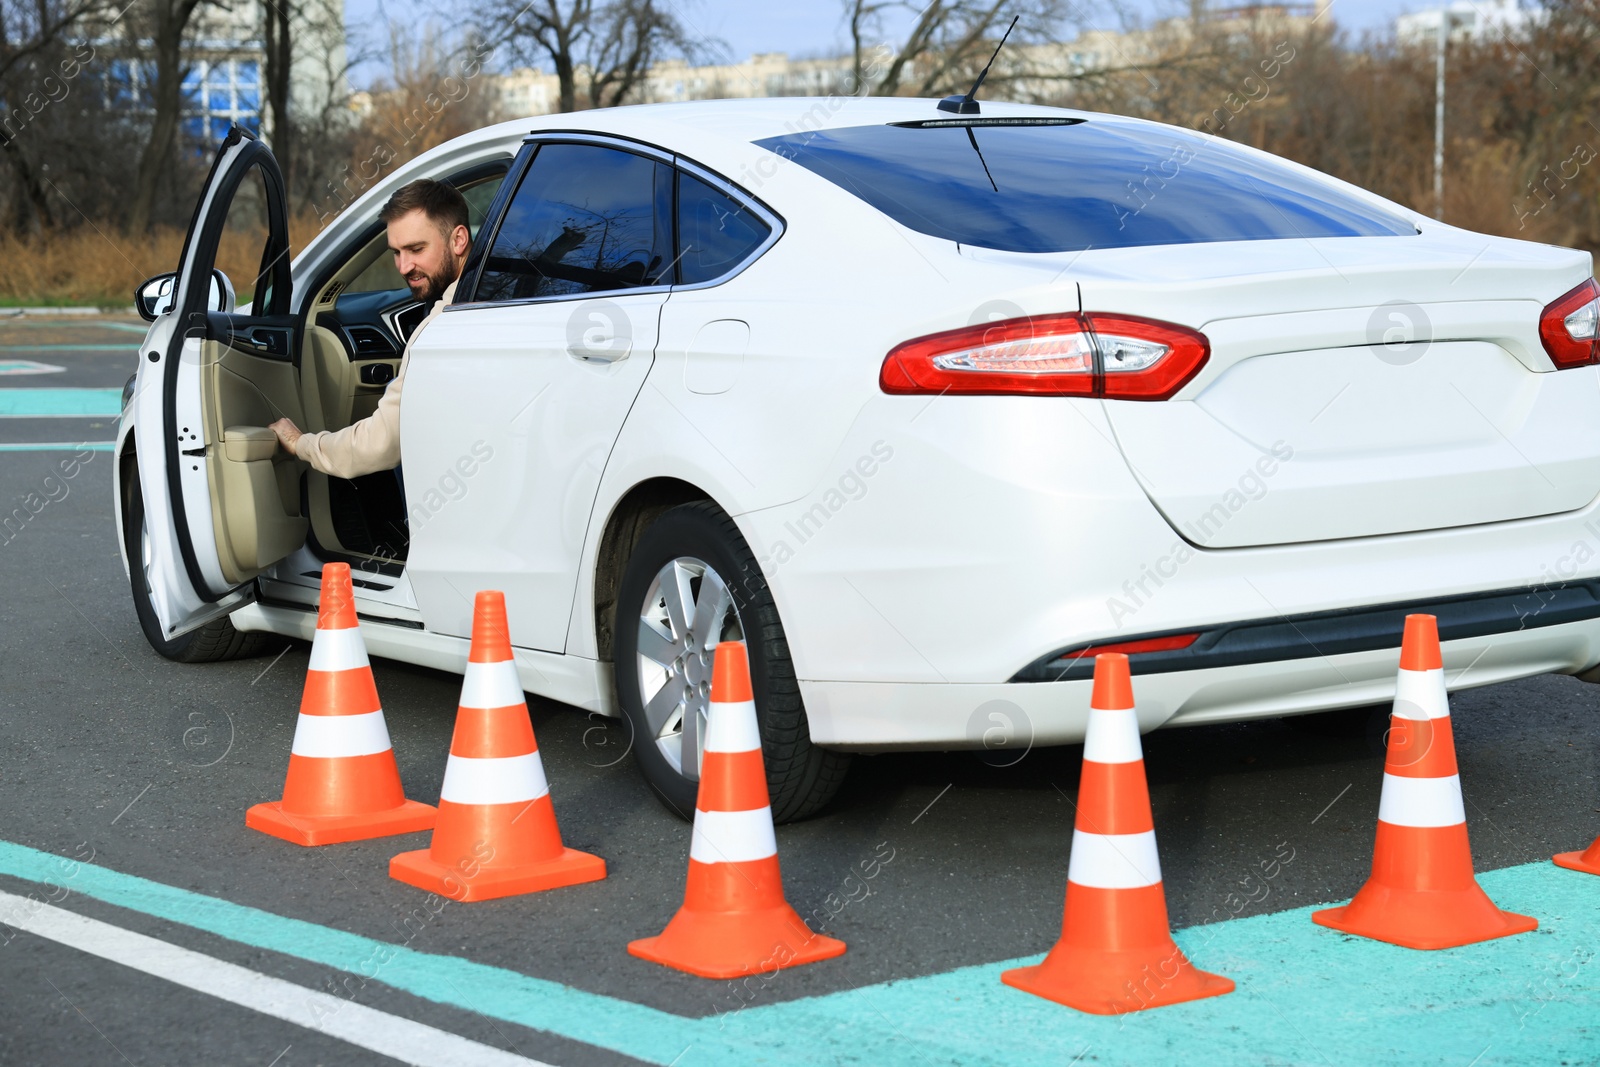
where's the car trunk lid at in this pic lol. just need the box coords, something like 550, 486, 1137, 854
1077, 234, 1599, 547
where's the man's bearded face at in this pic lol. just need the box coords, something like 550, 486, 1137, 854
386, 209, 468, 303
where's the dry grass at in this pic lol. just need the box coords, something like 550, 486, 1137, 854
0, 215, 328, 308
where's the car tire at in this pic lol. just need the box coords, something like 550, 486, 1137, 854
124, 469, 275, 663
614, 501, 850, 823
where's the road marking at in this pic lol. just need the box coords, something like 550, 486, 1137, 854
0, 889, 555, 1067
0, 388, 122, 416
0, 344, 139, 352
0, 360, 65, 375
0, 839, 1595, 1066
0, 442, 115, 452
0, 838, 702, 1064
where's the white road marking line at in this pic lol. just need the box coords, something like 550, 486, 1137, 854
0, 890, 556, 1067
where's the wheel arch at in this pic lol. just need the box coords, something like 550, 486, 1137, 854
116, 437, 139, 578
591, 477, 713, 662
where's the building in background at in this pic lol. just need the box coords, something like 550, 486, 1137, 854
1394, 0, 1534, 46
484, 3, 1323, 121
105, 0, 348, 143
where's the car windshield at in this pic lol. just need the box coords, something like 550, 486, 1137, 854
753, 119, 1417, 254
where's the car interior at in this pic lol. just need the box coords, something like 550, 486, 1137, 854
187, 158, 510, 590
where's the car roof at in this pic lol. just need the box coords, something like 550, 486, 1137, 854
462, 96, 1095, 151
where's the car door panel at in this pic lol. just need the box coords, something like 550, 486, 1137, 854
197, 315, 308, 582
131, 127, 303, 638
404, 137, 674, 650
405, 295, 663, 649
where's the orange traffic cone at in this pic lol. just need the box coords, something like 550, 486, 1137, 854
1002, 653, 1232, 1014
1313, 614, 1537, 948
1554, 835, 1600, 875
629, 641, 845, 978
390, 591, 605, 901
247, 563, 436, 846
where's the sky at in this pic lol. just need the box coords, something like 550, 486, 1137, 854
343, 0, 1423, 89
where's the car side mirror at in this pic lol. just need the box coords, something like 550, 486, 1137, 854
135, 273, 176, 321
135, 269, 237, 322
210, 269, 236, 315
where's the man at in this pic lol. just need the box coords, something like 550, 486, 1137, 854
268, 179, 470, 478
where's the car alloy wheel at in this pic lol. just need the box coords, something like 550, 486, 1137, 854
613, 501, 850, 822
635, 555, 743, 779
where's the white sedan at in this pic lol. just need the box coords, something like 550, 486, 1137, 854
115, 97, 1600, 821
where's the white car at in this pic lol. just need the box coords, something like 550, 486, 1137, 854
116, 97, 1600, 821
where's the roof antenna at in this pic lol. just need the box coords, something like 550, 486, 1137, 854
938, 15, 1020, 115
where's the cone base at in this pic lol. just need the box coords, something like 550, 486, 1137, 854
1552, 850, 1600, 876
1312, 883, 1537, 950
389, 846, 605, 901
246, 799, 436, 846
628, 904, 846, 979
1001, 945, 1234, 1015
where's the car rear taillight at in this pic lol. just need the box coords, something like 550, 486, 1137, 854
880, 312, 1209, 400
1061, 633, 1201, 662
1540, 278, 1600, 368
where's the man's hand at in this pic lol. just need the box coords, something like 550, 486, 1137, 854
269, 418, 303, 454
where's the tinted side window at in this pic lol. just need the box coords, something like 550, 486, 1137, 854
477, 143, 672, 302
676, 173, 771, 285
754, 121, 1417, 254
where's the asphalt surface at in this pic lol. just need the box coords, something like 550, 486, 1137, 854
1, 319, 1598, 1065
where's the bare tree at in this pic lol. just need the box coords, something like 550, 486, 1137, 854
126, 0, 209, 233
585, 0, 697, 109
844, 0, 1069, 97
485, 0, 704, 113
0, 0, 105, 231
262, 0, 291, 187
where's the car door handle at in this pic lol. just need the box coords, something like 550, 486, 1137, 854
567, 339, 633, 363
566, 306, 633, 363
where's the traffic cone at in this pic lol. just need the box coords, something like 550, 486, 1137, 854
629, 641, 845, 978
390, 591, 605, 901
1002, 653, 1233, 1014
247, 563, 435, 846
1554, 835, 1600, 875
1313, 614, 1537, 948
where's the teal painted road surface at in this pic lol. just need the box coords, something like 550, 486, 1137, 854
0, 839, 1594, 1066
0, 388, 122, 417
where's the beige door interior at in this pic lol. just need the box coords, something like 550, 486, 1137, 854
296, 170, 508, 564
200, 164, 309, 586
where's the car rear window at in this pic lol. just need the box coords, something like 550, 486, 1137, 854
753, 119, 1417, 253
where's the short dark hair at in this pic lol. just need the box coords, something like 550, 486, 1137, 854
379, 179, 469, 238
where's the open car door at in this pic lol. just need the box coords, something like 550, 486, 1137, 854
130, 126, 308, 639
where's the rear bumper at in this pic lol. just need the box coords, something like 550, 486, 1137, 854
800, 614, 1600, 751
1016, 579, 1600, 682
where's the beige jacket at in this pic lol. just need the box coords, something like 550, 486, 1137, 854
294, 280, 458, 480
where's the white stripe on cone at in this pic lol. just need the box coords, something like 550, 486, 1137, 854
705, 699, 761, 754
439, 752, 549, 805
459, 659, 524, 711
689, 807, 778, 864
1066, 829, 1163, 889
1082, 706, 1143, 765
307, 627, 370, 673
290, 710, 392, 758
1393, 667, 1448, 721
1377, 772, 1467, 827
